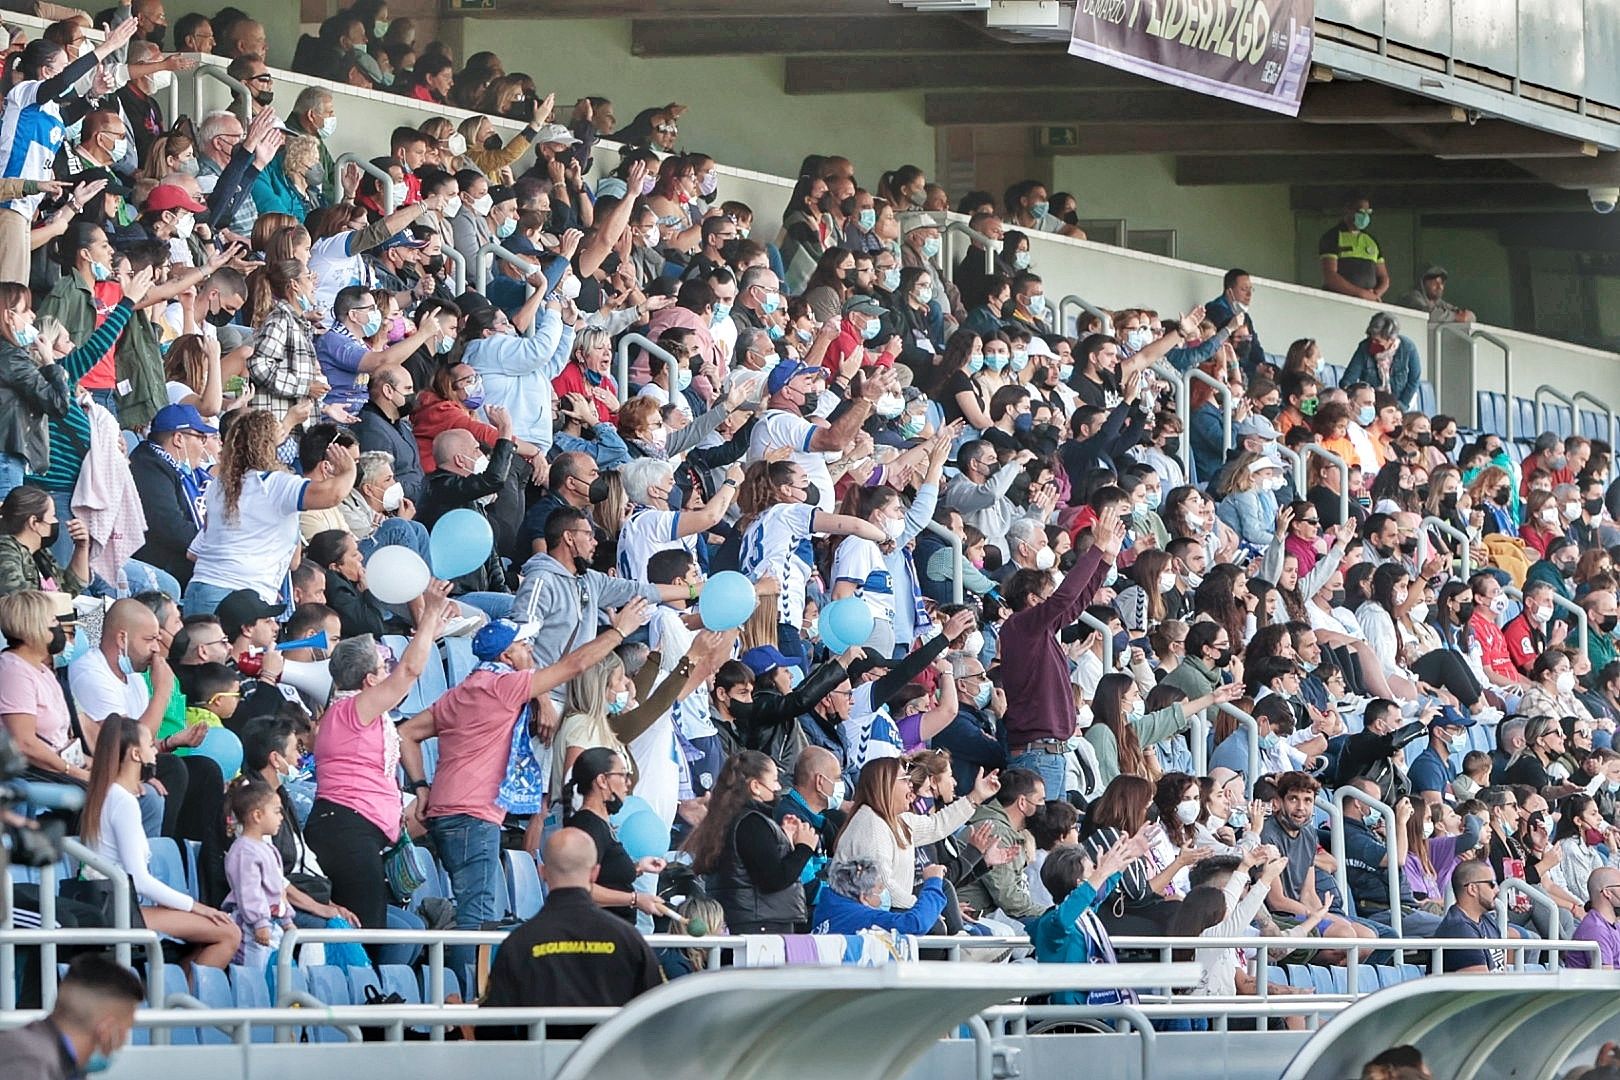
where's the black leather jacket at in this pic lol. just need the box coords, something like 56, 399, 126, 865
0, 338, 71, 472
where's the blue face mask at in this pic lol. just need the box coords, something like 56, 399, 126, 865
795, 327, 813, 344
899, 415, 925, 439
767, 323, 785, 342
1259, 732, 1280, 751
1013, 250, 1031, 271
117, 647, 134, 676
86, 1051, 115, 1074
984, 351, 1008, 371
857, 208, 877, 232
1363, 808, 1383, 828
675, 366, 693, 392
1357, 405, 1376, 426
55, 629, 89, 669
1009, 349, 1029, 372
1124, 328, 1151, 352
974, 681, 992, 709
495, 218, 517, 239
360, 309, 383, 336
1449, 731, 1469, 754
1144, 488, 1162, 510
1030, 200, 1050, 219
786, 664, 805, 689
711, 303, 732, 326
296, 293, 314, 313
966, 352, 984, 374
12, 321, 37, 348
434, 336, 455, 355
861, 319, 881, 342
1014, 413, 1034, 433
90, 260, 112, 282
877, 887, 892, 909
881, 268, 901, 293
1228, 807, 1250, 830
606, 689, 630, 715
920, 236, 941, 259
760, 292, 781, 315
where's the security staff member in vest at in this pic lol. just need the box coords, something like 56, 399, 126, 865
478, 828, 663, 1040
1319, 194, 1388, 302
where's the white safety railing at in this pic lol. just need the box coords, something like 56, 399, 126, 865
1301, 443, 1351, 524
615, 333, 681, 406
1328, 785, 1404, 947
1503, 583, 1590, 655
334, 153, 397, 216
1059, 294, 1114, 337
1422, 514, 1473, 577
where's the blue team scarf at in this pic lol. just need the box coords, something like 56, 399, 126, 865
483, 659, 544, 814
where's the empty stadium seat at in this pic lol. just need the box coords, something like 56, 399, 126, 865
1579, 409, 1609, 442
379, 964, 423, 1005
148, 838, 188, 898
1476, 391, 1507, 437
1512, 397, 1537, 440
192, 967, 234, 1044
182, 840, 201, 897
419, 965, 462, 1005
1415, 380, 1436, 415
505, 849, 544, 921
443, 634, 477, 685
1542, 402, 1573, 438
347, 965, 383, 1004
1320, 364, 1342, 389
421, 736, 440, 785
303, 965, 354, 1043
229, 964, 276, 1044
382, 635, 449, 713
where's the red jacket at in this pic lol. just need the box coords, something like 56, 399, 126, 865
412, 390, 501, 472
552, 361, 618, 423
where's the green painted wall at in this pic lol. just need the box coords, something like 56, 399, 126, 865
456, 18, 935, 184
1050, 154, 1295, 281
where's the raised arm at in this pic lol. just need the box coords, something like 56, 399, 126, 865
354, 583, 451, 722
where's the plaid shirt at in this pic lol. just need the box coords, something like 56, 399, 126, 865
248, 301, 320, 423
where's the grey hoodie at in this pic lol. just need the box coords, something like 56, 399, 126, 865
511, 552, 663, 698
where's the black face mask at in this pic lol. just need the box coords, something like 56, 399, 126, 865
206, 307, 236, 328
1440, 492, 1459, 513
1437, 435, 1457, 455
1587, 497, 1606, 517
144, 26, 166, 46
603, 793, 623, 816
397, 392, 418, 414
1456, 601, 1476, 623
587, 475, 611, 504
1602, 615, 1619, 634
252, 88, 275, 107
47, 624, 66, 655
727, 697, 757, 720
801, 481, 822, 507
799, 391, 821, 416
1494, 487, 1511, 505
423, 255, 446, 277
139, 760, 157, 783
1260, 403, 1281, 421
1399, 536, 1419, 555
1214, 647, 1233, 668
39, 520, 59, 548
1374, 542, 1395, 559
484, 134, 502, 150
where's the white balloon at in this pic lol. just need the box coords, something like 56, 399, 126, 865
366, 546, 431, 605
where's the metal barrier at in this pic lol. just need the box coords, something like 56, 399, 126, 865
194, 63, 251, 119
1277, 444, 1304, 493
1421, 515, 1472, 577
1494, 876, 1567, 942
472, 241, 537, 295
1534, 383, 1577, 439
0, 928, 166, 1014
334, 153, 397, 216
1328, 785, 1404, 947
1574, 389, 1617, 484
939, 220, 997, 281
1437, 324, 1515, 441
922, 520, 965, 605
1150, 361, 1192, 473
1215, 701, 1260, 796
439, 241, 467, 296
1301, 444, 1351, 525
1059, 294, 1115, 337
0, 836, 137, 987
976, 1003, 1158, 1075
1078, 610, 1114, 671
615, 333, 681, 406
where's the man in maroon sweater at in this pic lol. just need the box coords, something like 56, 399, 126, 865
999, 504, 1124, 796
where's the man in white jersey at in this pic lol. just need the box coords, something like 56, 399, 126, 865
746, 359, 897, 513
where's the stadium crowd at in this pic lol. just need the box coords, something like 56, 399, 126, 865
1, 0, 1620, 1056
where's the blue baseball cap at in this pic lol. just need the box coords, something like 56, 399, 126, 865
149, 403, 218, 436
472, 619, 539, 662
767, 358, 819, 396
741, 645, 799, 677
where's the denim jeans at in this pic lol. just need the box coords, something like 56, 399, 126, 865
119, 559, 181, 600
0, 451, 26, 501
458, 592, 514, 621
428, 813, 503, 975
359, 517, 431, 562
1008, 749, 1068, 800
183, 579, 239, 617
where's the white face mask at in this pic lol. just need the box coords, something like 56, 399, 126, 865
173, 211, 195, 239
1566, 501, 1582, 519
443, 196, 462, 219
447, 132, 468, 156
149, 68, 173, 92
883, 516, 905, 541
472, 193, 494, 217
1158, 571, 1178, 593
469, 453, 490, 475
1534, 604, 1553, 624
559, 276, 582, 301
380, 481, 404, 511
1034, 546, 1056, 571
963, 629, 984, 657
1557, 670, 1577, 694
1541, 507, 1560, 524
1175, 799, 1201, 825
1409, 602, 1429, 624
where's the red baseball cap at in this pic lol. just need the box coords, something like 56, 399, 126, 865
143, 184, 207, 213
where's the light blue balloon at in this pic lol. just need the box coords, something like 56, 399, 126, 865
610, 795, 655, 825
697, 570, 757, 631
428, 508, 494, 579
819, 597, 875, 653
195, 725, 243, 779
617, 810, 671, 861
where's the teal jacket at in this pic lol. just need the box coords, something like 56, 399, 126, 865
1032, 872, 1122, 1005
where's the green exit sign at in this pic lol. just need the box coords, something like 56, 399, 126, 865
448, 0, 495, 10
1044, 126, 1079, 148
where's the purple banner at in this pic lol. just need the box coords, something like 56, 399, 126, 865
1069, 0, 1315, 117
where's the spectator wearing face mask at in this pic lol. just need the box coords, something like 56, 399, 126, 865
1214, 452, 1284, 549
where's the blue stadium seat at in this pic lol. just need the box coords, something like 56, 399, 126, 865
1266, 964, 1287, 988
1309, 966, 1335, 994
402, 846, 448, 911
1579, 409, 1609, 442
1476, 391, 1506, 437
1543, 402, 1573, 439
421, 736, 440, 785
229, 964, 275, 1043
1320, 364, 1342, 389
192, 967, 233, 1044
505, 849, 544, 921
1398, 964, 1423, 982
1369, 965, 1398, 988
419, 965, 462, 1004
147, 838, 188, 897
1284, 964, 1314, 989
382, 635, 449, 714
1328, 966, 1348, 994
379, 964, 422, 1005
1512, 397, 1537, 441
303, 965, 353, 1043
182, 839, 201, 897
347, 965, 382, 1004
443, 634, 477, 685
162, 963, 199, 1045
1415, 380, 1436, 415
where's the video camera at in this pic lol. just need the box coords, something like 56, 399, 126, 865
0, 724, 76, 869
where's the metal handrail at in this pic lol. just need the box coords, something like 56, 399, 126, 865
1533, 384, 1576, 438
0, 928, 165, 1013
1329, 785, 1404, 949
1302, 443, 1351, 525
940, 220, 996, 280
1503, 583, 1589, 656
1059, 294, 1114, 337
334, 153, 397, 215
1572, 390, 1617, 484
1439, 324, 1515, 441
1495, 878, 1566, 945
439, 241, 466, 296
1150, 361, 1191, 474
616, 333, 680, 406
1077, 610, 1113, 671
472, 241, 537, 294
922, 520, 964, 605
1215, 701, 1260, 796
1186, 367, 1233, 456
1276, 444, 1304, 493
1421, 514, 1472, 577
194, 63, 250, 119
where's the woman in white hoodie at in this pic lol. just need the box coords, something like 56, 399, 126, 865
834, 756, 999, 912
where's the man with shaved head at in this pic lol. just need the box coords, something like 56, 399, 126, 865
478, 828, 663, 1037
1568, 866, 1620, 969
